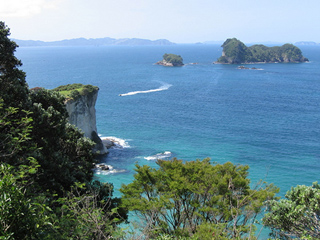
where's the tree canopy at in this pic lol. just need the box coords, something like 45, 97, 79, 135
53, 83, 99, 101
120, 158, 279, 239
263, 182, 320, 239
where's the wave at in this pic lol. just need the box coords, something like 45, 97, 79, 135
95, 168, 127, 175
144, 151, 172, 161
100, 136, 131, 149
119, 83, 172, 96
94, 163, 127, 175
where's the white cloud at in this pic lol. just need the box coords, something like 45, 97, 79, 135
0, 0, 61, 17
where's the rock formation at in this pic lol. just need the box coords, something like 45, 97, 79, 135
64, 87, 107, 155
155, 53, 184, 66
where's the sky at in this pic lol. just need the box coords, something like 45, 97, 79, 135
1, 0, 320, 44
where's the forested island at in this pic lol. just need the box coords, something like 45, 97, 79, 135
216, 38, 309, 64
155, 53, 184, 66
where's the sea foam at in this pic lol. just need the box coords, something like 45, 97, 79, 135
100, 136, 131, 149
95, 168, 127, 175
144, 151, 172, 161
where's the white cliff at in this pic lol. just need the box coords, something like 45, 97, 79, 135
65, 88, 107, 154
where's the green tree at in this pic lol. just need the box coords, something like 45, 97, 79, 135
0, 22, 29, 108
28, 88, 97, 195
0, 99, 35, 165
263, 182, 320, 239
0, 163, 51, 240
46, 182, 126, 239
0, 22, 35, 167
120, 158, 278, 239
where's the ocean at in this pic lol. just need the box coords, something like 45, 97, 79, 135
16, 44, 320, 237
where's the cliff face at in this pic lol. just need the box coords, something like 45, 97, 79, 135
65, 89, 107, 154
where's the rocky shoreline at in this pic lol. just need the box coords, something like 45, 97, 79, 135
155, 60, 184, 67
155, 53, 184, 66
237, 66, 263, 70
94, 137, 129, 174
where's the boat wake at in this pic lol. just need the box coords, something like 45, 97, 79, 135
119, 82, 172, 96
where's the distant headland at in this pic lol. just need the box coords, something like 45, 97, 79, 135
13, 37, 176, 47
155, 53, 184, 67
215, 38, 309, 64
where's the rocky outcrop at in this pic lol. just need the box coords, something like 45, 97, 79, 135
216, 38, 309, 64
65, 88, 107, 155
155, 53, 184, 66
155, 60, 175, 67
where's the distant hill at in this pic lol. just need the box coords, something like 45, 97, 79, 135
216, 38, 309, 64
12, 37, 176, 47
202, 40, 285, 46
295, 41, 320, 46
202, 40, 224, 45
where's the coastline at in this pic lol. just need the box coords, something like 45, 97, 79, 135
155, 60, 184, 67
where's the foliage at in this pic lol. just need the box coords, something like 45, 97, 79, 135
0, 100, 36, 166
217, 38, 308, 64
218, 38, 251, 64
2, 87, 97, 196
191, 222, 229, 240
0, 163, 51, 240
0, 21, 128, 239
154, 234, 196, 240
0, 22, 36, 168
0, 22, 29, 109
263, 182, 320, 239
121, 158, 278, 239
53, 83, 99, 100
46, 182, 126, 239
163, 53, 184, 66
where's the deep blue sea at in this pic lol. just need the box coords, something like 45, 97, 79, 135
16, 44, 320, 238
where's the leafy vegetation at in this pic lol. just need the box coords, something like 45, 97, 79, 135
263, 182, 320, 239
0, 21, 127, 239
217, 38, 309, 64
162, 53, 184, 66
53, 83, 99, 100
121, 158, 279, 239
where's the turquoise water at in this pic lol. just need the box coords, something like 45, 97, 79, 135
16, 44, 320, 237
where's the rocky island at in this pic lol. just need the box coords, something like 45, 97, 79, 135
216, 38, 309, 64
53, 83, 107, 154
155, 53, 184, 66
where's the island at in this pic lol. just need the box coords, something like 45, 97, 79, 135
155, 53, 184, 66
215, 38, 309, 64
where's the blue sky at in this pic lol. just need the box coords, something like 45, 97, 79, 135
1, 0, 319, 43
